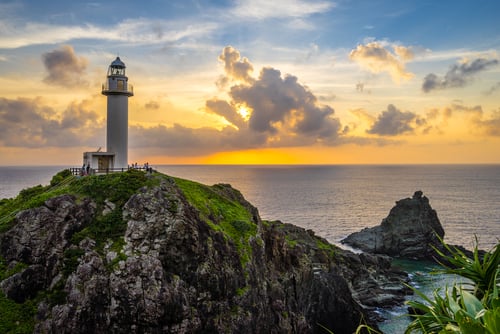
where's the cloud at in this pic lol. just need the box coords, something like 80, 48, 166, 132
206, 98, 246, 129
145, 100, 160, 110
0, 97, 103, 148
0, 18, 217, 49
209, 46, 343, 147
367, 104, 423, 136
129, 123, 268, 156
483, 82, 500, 96
42, 45, 88, 87
232, 67, 340, 139
476, 109, 500, 136
422, 57, 499, 93
349, 41, 414, 82
217, 46, 254, 86
448, 103, 500, 136
1, 46, 345, 155
231, 0, 335, 20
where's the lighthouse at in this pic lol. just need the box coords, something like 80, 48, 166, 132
82, 57, 133, 172
102, 57, 133, 169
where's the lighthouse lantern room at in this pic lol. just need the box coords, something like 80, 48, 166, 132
83, 57, 133, 172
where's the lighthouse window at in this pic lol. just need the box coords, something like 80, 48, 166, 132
111, 67, 125, 75
117, 80, 125, 90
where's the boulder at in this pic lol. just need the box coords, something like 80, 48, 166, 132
342, 191, 444, 259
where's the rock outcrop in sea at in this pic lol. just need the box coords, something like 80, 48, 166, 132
342, 191, 445, 259
0, 170, 411, 333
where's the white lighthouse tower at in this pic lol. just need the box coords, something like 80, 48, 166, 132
82, 57, 133, 173
101, 57, 133, 169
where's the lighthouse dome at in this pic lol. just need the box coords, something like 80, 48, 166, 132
111, 57, 126, 68
107, 57, 127, 77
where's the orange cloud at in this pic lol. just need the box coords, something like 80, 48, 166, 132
349, 41, 414, 82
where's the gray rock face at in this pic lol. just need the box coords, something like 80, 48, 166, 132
0, 195, 95, 302
342, 191, 445, 259
0, 176, 411, 333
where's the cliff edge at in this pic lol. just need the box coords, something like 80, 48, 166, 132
0, 170, 409, 333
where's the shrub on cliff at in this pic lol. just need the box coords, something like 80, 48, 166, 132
405, 238, 500, 333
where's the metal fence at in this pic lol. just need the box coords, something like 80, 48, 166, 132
69, 166, 150, 176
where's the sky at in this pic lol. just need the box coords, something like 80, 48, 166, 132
0, 0, 499, 165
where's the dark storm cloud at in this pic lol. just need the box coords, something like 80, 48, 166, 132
42, 45, 88, 87
367, 104, 420, 136
422, 57, 498, 93
0, 97, 102, 147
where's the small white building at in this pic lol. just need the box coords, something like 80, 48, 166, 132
83, 57, 133, 172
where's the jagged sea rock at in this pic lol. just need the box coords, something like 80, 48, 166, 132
342, 191, 445, 259
0, 171, 411, 333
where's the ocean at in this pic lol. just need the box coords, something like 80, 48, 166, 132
0, 164, 498, 331
1, 164, 498, 249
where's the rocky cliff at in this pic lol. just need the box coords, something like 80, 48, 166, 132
341, 191, 445, 259
0, 170, 410, 333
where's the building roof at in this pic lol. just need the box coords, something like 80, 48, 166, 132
110, 57, 126, 68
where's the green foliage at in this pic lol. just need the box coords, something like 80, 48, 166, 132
236, 286, 250, 297
50, 169, 73, 186
71, 208, 126, 251
174, 177, 257, 266
107, 251, 128, 270
0, 169, 77, 232
285, 235, 298, 248
318, 321, 381, 334
316, 239, 336, 258
405, 238, 500, 334
0, 256, 28, 281
434, 236, 500, 300
0, 293, 36, 334
77, 169, 151, 207
45, 279, 68, 307
68, 170, 153, 251
63, 248, 85, 277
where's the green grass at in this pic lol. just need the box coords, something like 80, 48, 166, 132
76, 169, 155, 207
173, 178, 257, 266
0, 257, 36, 333
0, 293, 36, 334
0, 170, 79, 232
316, 239, 336, 258
0, 256, 28, 281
